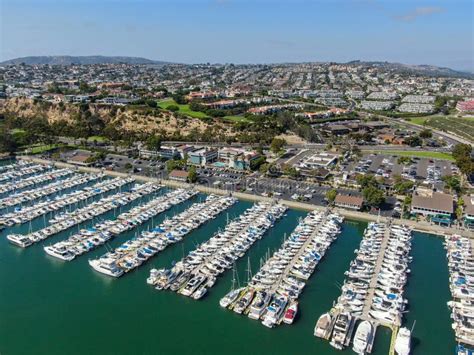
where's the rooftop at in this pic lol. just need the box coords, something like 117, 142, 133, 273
412, 190, 454, 213
335, 194, 364, 207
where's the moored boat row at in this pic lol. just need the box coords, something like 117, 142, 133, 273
220, 210, 343, 328
0, 160, 35, 175
0, 176, 134, 227
314, 222, 413, 354
44, 188, 195, 261
0, 172, 103, 209
91, 194, 236, 277
0, 162, 50, 184
0, 167, 73, 195
7, 182, 158, 248
445, 234, 474, 352
149, 202, 287, 300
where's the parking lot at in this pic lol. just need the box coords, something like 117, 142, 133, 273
196, 167, 246, 190
243, 175, 362, 206
349, 153, 456, 188
55, 149, 399, 216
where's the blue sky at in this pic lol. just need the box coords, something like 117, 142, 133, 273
1, 0, 473, 71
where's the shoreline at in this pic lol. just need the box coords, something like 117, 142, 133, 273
17, 155, 473, 239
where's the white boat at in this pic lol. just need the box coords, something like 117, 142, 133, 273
6, 234, 32, 248
314, 312, 332, 339
282, 301, 298, 324
394, 327, 411, 355
44, 245, 75, 261
88, 259, 124, 277
219, 288, 243, 308
352, 320, 374, 354
192, 286, 207, 300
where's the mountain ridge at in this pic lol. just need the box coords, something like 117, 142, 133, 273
1, 56, 472, 78
0, 55, 169, 66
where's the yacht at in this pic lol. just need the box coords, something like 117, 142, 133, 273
262, 295, 288, 328
330, 312, 354, 350
6, 234, 32, 248
44, 245, 75, 261
394, 327, 411, 355
352, 320, 374, 354
233, 289, 255, 314
248, 291, 271, 320
192, 285, 207, 300
220, 288, 244, 308
88, 258, 124, 277
314, 312, 333, 339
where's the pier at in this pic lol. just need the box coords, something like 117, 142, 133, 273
388, 325, 399, 355
359, 223, 396, 326
266, 211, 331, 297
446, 234, 474, 349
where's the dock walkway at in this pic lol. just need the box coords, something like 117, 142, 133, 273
266, 212, 330, 296
359, 223, 393, 325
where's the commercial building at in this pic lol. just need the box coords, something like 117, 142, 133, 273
168, 170, 189, 182
367, 92, 399, 100
188, 148, 218, 166
463, 195, 474, 229
66, 151, 93, 167
159, 146, 180, 160
334, 194, 364, 211
298, 152, 338, 169
456, 100, 474, 113
398, 103, 434, 114
217, 148, 261, 171
410, 188, 453, 222
402, 95, 435, 104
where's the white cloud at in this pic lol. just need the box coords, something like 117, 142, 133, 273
394, 6, 445, 22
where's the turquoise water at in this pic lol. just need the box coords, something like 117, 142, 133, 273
0, 175, 456, 354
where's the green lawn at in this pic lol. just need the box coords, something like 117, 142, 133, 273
27, 144, 63, 154
158, 99, 209, 119
222, 115, 251, 123
11, 128, 27, 135
366, 149, 454, 161
87, 135, 108, 143
409, 117, 429, 125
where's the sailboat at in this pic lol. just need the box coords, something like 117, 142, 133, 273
219, 263, 243, 308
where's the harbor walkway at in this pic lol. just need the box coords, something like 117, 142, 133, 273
19, 156, 474, 239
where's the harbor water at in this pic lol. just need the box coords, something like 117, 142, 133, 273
0, 174, 457, 354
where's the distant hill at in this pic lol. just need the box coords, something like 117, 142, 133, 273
346, 60, 473, 79
0, 55, 169, 65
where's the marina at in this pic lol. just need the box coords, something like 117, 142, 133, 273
6, 181, 158, 247
314, 222, 414, 353
91, 194, 236, 277
445, 234, 474, 352
0, 172, 103, 209
149, 202, 287, 299
220, 210, 343, 328
0, 176, 134, 227
45, 188, 195, 261
0, 160, 465, 354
